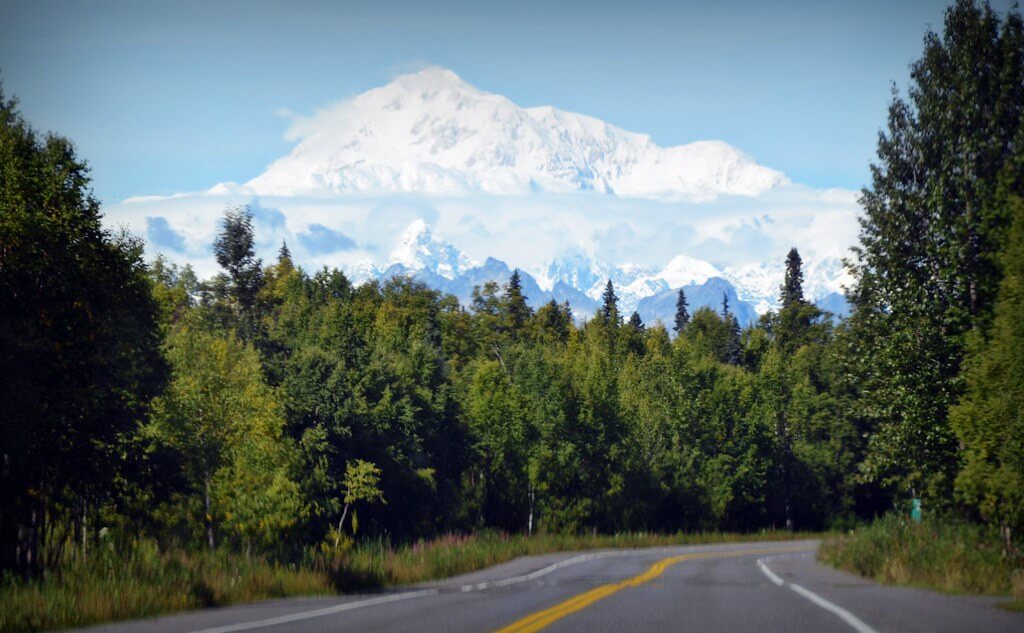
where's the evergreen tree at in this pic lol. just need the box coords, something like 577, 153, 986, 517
624, 311, 646, 356
776, 248, 816, 352
278, 240, 292, 265
780, 247, 805, 308
674, 288, 690, 334
535, 299, 571, 343
628, 311, 644, 332
502, 269, 532, 337
601, 280, 619, 325
725, 313, 742, 366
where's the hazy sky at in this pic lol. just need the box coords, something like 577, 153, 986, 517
1, 0, 1009, 204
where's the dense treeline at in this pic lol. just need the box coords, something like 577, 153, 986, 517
1, 0, 1022, 581
143, 230, 856, 549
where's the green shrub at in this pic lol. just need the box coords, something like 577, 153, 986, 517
820, 514, 1024, 608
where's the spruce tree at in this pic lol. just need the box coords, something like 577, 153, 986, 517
777, 247, 814, 352
601, 279, 619, 325
628, 311, 644, 332
503, 269, 532, 337
536, 299, 570, 342
674, 288, 690, 334
780, 247, 805, 308
624, 311, 646, 356
724, 315, 742, 367
278, 240, 292, 265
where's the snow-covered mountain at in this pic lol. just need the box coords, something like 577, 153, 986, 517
239, 68, 787, 200
385, 219, 476, 280
346, 220, 850, 325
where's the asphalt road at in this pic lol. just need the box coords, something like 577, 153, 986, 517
75, 539, 1023, 633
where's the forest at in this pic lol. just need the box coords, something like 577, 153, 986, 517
1, 0, 1023, 618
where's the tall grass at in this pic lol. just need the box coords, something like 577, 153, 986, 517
339, 529, 815, 587
0, 540, 331, 633
1, 529, 814, 632
819, 514, 1024, 609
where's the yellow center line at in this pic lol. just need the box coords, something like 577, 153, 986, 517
492, 545, 814, 633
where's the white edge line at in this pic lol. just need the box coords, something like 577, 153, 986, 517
188, 544, 814, 633
757, 558, 785, 586
186, 589, 438, 633
757, 557, 878, 633
185, 553, 612, 633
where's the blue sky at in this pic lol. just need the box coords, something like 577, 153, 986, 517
1, 0, 1010, 204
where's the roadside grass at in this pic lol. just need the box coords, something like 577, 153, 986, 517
819, 514, 1024, 610
0, 540, 332, 633
1, 529, 815, 632
338, 529, 818, 587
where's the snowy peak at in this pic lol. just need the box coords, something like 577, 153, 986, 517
364, 221, 848, 317
543, 251, 607, 296
723, 255, 852, 314
386, 220, 476, 280
657, 255, 722, 288
243, 67, 788, 199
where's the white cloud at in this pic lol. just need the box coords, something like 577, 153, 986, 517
103, 68, 863, 281
104, 184, 862, 280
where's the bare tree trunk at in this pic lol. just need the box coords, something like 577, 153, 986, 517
204, 469, 214, 550
27, 492, 39, 577
527, 484, 534, 537
335, 503, 350, 547
81, 502, 88, 562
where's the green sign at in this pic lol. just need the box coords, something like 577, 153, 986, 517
910, 498, 922, 523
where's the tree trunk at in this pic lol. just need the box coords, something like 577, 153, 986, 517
81, 502, 88, 562
204, 469, 215, 550
335, 504, 350, 547
527, 484, 534, 537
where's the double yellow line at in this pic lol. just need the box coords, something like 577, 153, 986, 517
493, 545, 814, 633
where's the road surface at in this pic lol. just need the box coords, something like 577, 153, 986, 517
76, 539, 1023, 633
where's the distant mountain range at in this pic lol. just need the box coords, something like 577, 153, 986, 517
348, 221, 850, 327
137, 67, 854, 323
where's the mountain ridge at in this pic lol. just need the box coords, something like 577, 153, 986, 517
346, 220, 850, 326
236, 67, 788, 200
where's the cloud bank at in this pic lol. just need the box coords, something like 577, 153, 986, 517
103, 68, 863, 282
105, 185, 861, 281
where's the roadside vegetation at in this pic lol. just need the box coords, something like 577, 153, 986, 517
2, 0, 1024, 631
1, 530, 815, 632
821, 515, 1024, 610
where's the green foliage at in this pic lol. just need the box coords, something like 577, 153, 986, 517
821, 514, 1024, 604
5, 4, 1024, 619
339, 459, 385, 535
847, 0, 1024, 505
0, 87, 164, 575
673, 288, 689, 334
0, 539, 332, 633
0, 530, 816, 633
951, 196, 1024, 534
780, 247, 805, 308
145, 324, 302, 549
